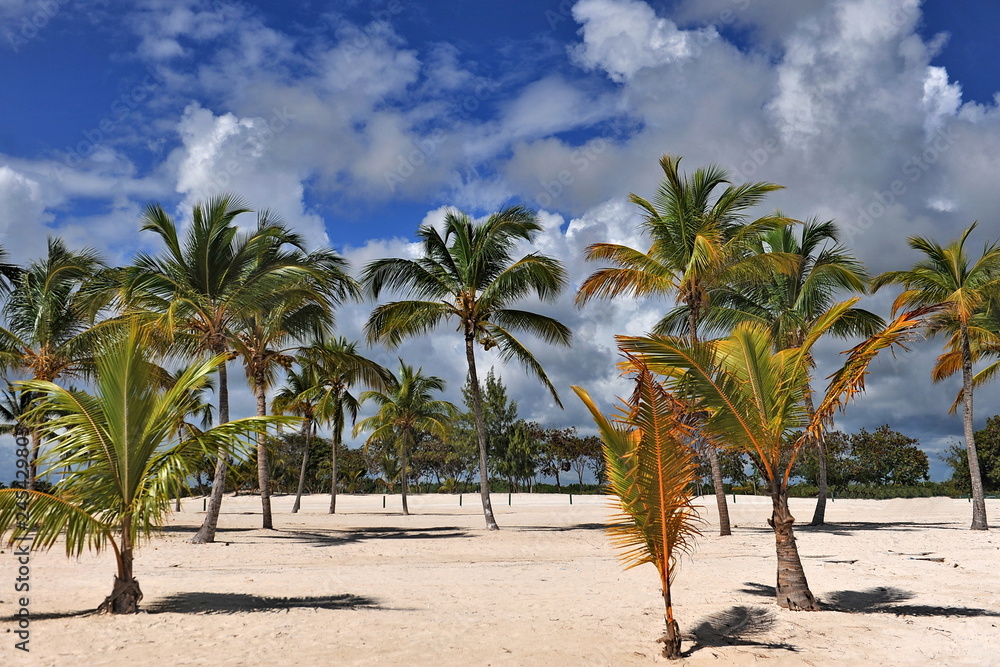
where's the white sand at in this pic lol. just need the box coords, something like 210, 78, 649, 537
2, 493, 999, 666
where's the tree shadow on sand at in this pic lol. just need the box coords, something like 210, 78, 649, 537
799, 521, 960, 536
144, 592, 382, 614
683, 605, 798, 656
822, 587, 1000, 618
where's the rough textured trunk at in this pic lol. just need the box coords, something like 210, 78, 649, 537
961, 324, 989, 530
191, 360, 230, 544
292, 417, 312, 514
769, 486, 819, 610
255, 383, 273, 529
689, 311, 731, 536
660, 586, 682, 659
466, 333, 499, 530
27, 431, 41, 492
400, 433, 410, 516
98, 520, 142, 614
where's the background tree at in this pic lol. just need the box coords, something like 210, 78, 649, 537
576, 154, 792, 536
848, 425, 929, 486
872, 223, 1000, 530
355, 362, 456, 515
363, 205, 571, 530
944, 415, 1000, 493
0, 238, 104, 489
538, 426, 577, 490
272, 364, 321, 513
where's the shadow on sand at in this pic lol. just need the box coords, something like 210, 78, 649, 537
145, 592, 381, 614
684, 605, 797, 656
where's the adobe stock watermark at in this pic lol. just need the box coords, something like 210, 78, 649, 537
48, 66, 167, 181
12, 433, 32, 653
843, 124, 960, 245
383, 79, 500, 193
5, 0, 71, 53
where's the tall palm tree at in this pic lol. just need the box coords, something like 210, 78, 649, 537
678, 220, 883, 524
354, 362, 456, 516
304, 337, 391, 513
362, 205, 571, 530
872, 223, 1000, 530
123, 193, 344, 543
0, 238, 104, 489
574, 367, 702, 659
272, 364, 321, 513
0, 321, 289, 613
576, 155, 792, 536
618, 301, 928, 610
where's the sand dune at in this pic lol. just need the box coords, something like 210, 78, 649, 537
2, 493, 999, 665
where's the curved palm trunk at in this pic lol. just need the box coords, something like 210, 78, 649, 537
768, 482, 818, 610
292, 417, 313, 513
960, 324, 989, 530
98, 517, 142, 614
688, 312, 731, 536
192, 360, 230, 544
465, 333, 499, 530
255, 383, 273, 529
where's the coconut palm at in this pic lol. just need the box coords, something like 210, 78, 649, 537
160, 366, 216, 511
671, 220, 883, 524
574, 366, 702, 659
354, 362, 456, 516
303, 337, 391, 513
0, 321, 289, 613
618, 301, 928, 610
576, 155, 792, 536
362, 205, 570, 530
273, 364, 322, 514
872, 223, 1000, 530
0, 238, 105, 489
123, 193, 347, 543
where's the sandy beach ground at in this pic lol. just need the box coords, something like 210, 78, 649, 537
1, 493, 999, 666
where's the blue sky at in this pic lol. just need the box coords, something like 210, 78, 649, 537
2, 0, 1000, 483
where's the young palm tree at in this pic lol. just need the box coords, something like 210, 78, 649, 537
574, 367, 702, 659
576, 155, 792, 536
618, 301, 928, 609
676, 220, 883, 524
303, 337, 391, 513
872, 223, 1000, 530
0, 321, 289, 613
124, 193, 347, 543
0, 238, 105, 489
354, 362, 456, 516
362, 206, 570, 530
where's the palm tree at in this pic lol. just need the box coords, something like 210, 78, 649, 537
872, 223, 1000, 530
272, 364, 321, 514
576, 155, 792, 536
304, 337, 391, 513
618, 302, 928, 609
354, 361, 456, 516
0, 321, 289, 613
362, 205, 571, 530
160, 366, 216, 511
574, 367, 701, 659
679, 220, 883, 524
123, 193, 347, 543
0, 238, 104, 489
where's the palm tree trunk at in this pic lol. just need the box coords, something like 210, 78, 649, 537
466, 333, 499, 530
961, 324, 989, 530
688, 310, 731, 536
329, 420, 340, 514
660, 578, 681, 659
27, 430, 41, 492
98, 518, 142, 614
255, 383, 273, 529
400, 433, 410, 516
768, 483, 818, 610
192, 359, 230, 544
804, 389, 828, 526
292, 417, 312, 513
